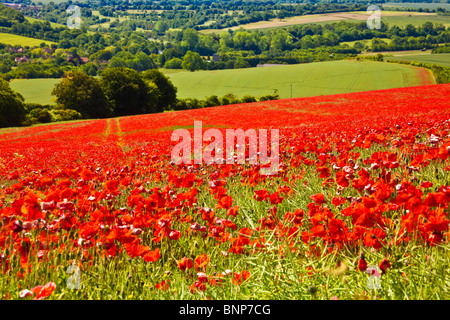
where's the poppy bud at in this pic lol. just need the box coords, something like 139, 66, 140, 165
358, 257, 368, 272
307, 285, 317, 294
12, 220, 23, 233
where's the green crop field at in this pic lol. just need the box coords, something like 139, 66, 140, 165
383, 2, 450, 11
380, 14, 450, 27
9, 60, 435, 105
386, 53, 450, 68
25, 16, 66, 28
0, 33, 56, 47
10, 78, 60, 105
201, 11, 449, 34
341, 38, 392, 48
165, 60, 435, 100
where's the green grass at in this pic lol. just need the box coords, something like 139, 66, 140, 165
25, 16, 66, 28
359, 49, 433, 57
10, 78, 60, 105
385, 53, 450, 68
384, 2, 450, 11
164, 60, 434, 100
341, 38, 392, 48
380, 14, 450, 27
201, 11, 449, 34
9, 60, 434, 105
31, 0, 87, 4
0, 32, 56, 47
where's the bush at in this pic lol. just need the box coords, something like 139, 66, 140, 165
204, 95, 221, 107
259, 94, 280, 101
51, 109, 82, 122
220, 93, 239, 106
241, 95, 257, 103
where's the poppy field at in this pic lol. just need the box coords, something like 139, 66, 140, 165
0, 84, 449, 300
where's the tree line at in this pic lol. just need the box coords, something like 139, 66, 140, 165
0, 68, 177, 128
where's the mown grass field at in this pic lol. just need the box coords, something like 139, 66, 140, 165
385, 53, 450, 68
0, 32, 57, 47
9, 60, 435, 104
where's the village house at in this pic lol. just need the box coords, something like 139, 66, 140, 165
14, 56, 29, 63
8, 47, 24, 53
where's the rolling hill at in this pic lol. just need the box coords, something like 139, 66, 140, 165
9, 60, 435, 105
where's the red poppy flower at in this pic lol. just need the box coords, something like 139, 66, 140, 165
227, 206, 239, 217
363, 228, 386, 250
189, 280, 206, 293
379, 258, 391, 274
32, 282, 56, 300
155, 280, 170, 291
254, 190, 270, 201
311, 224, 326, 238
336, 171, 349, 188
232, 270, 250, 285
168, 230, 181, 240
317, 166, 331, 178
143, 248, 160, 263
177, 257, 193, 271
194, 254, 209, 271
124, 243, 150, 258
310, 193, 325, 205
216, 195, 233, 210
269, 192, 284, 205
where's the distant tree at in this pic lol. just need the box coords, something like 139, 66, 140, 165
133, 52, 156, 71
0, 78, 26, 128
154, 21, 169, 35
90, 49, 114, 61
100, 67, 158, 116
181, 51, 205, 71
164, 57, 183, 69
234, 58, 250, 69
52, 71, 110, 119
141, 69, 177, 112
181, 28, 199, 51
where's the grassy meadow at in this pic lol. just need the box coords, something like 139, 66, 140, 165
0, 33, 57, 47
10, 78, 60, 105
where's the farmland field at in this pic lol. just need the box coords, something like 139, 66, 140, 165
379, 14, 450, 28
0, 84, 449, 301
10, 79, 60, 105
9, 60, 435, 104
166, 60, 434, 99
383, 2, 450, 11
0, 33, 57, 47
200, 11, 448, 33
385, 53, 450, 68
25, 17, 66, 29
